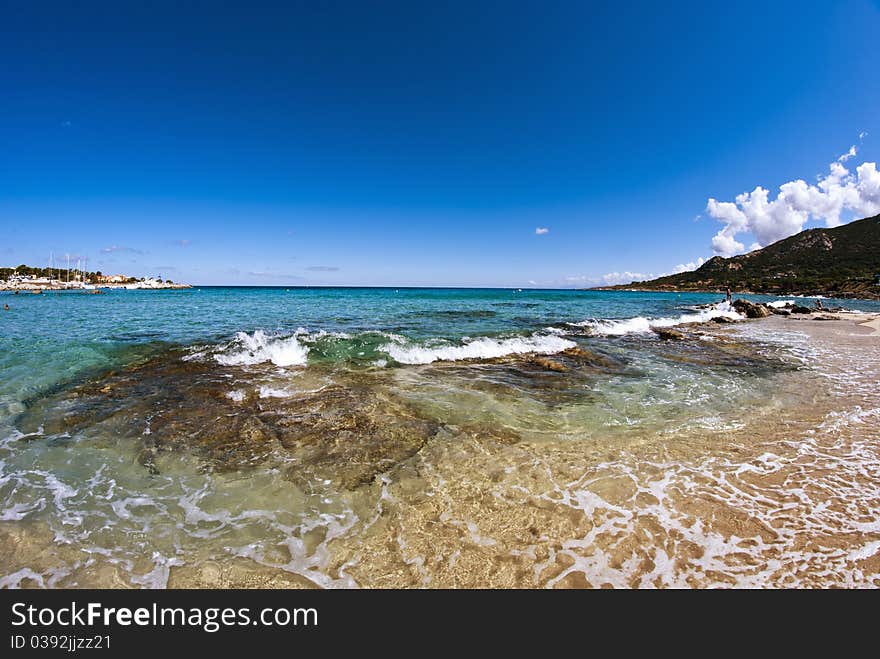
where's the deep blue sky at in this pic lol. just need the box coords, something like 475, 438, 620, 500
2, 1, 878, 286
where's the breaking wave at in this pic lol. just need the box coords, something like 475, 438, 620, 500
214, 330, 309, 367
574, 302, 743, 336
380, 333, 577, 365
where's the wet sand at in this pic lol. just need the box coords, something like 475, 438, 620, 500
858, 317, 880, 336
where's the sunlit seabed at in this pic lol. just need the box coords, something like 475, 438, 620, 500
1, 288, 878, 587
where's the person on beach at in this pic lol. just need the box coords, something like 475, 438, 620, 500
726, 287, 732, 303
814, 299, 823, 310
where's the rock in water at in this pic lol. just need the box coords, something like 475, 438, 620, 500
770, 307, 791, 316
791, 305, 812, 314
652, 327, 686, 340
732, 299, 771, 318
711, 316, 735, 324
530, 356, 567, 372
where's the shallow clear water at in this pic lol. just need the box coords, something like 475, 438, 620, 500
1, 288, 878, 588
5, 286, 874, 401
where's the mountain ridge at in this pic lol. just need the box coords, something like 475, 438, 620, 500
594, 214, 880, 299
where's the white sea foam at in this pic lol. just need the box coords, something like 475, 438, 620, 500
574, 302, 742, 336
381, 333, 576, 365
0, 568, 46, 589
214, 330, 309, 367
767, 300, 796, 308
258, 385, 293, 398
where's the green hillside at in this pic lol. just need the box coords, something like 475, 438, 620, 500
602, 214, 880, 299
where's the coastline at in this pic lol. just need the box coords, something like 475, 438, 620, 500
588, 285, 880, 300
2, 293, 878, 588
0, 282, 192, 291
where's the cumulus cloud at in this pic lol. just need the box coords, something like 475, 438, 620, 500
598, 256, 706, 285
101, 245, 143, 254
306, 265, 340, 272
670, 256, 706, 274
535, 227, 549, 235
548, 256, 708, 288
601, 271, 653, 285
706, 147, 880, 256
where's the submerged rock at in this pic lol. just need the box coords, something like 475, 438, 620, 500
530, 356, 567, 372
15, 352, 441, 488
560, 346, 621, 370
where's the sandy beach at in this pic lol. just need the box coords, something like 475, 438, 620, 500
858, 317, 880, 336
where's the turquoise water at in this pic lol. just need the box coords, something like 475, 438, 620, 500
1, 287, 876, 588
4, 286, 873, 408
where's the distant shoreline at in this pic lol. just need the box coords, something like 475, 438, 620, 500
0, 283, 192, 292
587, 285, 880, 300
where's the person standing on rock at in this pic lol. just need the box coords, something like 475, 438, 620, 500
726, 287, 732, 303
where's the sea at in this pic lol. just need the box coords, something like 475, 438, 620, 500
2, 287, 879, 588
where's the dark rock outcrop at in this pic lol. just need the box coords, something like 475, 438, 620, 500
732, 299, 771, 318
652, 327, 686, 341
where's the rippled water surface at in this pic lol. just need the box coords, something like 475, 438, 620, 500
1, 287, 878, 587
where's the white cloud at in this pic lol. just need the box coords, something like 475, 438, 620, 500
838, 145, 857, 162
671, 256, 706, 274
101, 245, 143, 254
600, 271, 653, 285
706, 146, 880, 256
535, 227, 549, 235
558, 256, 707, 288
860, 131, 868, 140
710, 230, 745, 257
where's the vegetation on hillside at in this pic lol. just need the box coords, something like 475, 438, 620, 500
600, 214, 880, 299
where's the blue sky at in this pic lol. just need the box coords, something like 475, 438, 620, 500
2, 1, 878, 286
